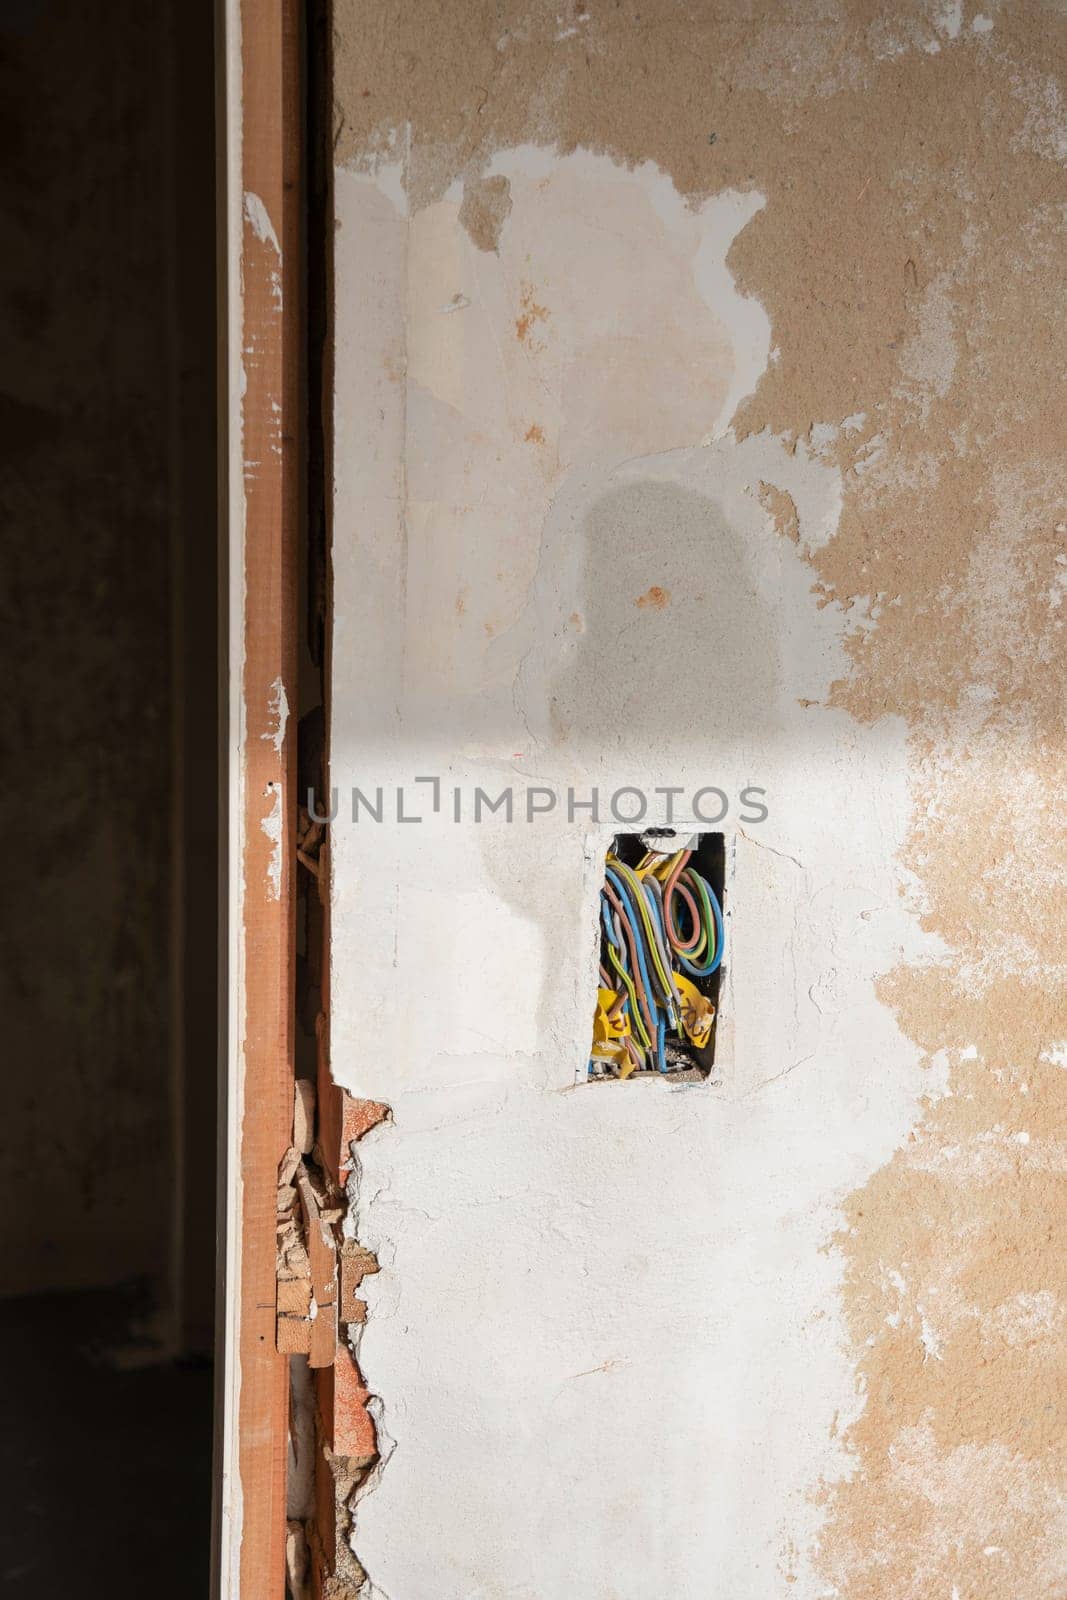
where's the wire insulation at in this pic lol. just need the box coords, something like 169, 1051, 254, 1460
590, 846, 724, 1077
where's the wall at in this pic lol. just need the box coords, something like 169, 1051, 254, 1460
0, 0, 217, 1335
329, 5, 1067, 1595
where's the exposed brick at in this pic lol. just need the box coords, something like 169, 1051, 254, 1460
278, 1276, 312, 1316
277, 1315, 312, 1356
325, 1345, 377, 1465
340, 1093, 389, 1149
309, 1292, 338, 1370
339, 1243, 378, 1326
316, 1011, 388, 1189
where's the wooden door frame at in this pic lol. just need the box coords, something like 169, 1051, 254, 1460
215, 1, 302, 1593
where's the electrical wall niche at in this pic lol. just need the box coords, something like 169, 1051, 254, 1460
589, 831, 725, 1082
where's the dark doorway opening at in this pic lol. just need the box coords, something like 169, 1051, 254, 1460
0, 2, 219, 1592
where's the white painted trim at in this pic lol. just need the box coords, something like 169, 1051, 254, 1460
213, 0, 244, 1592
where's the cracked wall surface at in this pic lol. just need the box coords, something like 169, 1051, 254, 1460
328, 4, 1067, 1595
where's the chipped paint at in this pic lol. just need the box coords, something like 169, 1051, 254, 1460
261, 674, 289, 756
259, 780, 283, 901
243, 189, 281, 255
243, 190, 283, 318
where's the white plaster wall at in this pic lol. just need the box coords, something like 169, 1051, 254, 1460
331, 149, 940, 1597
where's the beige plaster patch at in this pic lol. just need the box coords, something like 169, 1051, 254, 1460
458, 172, 513, 252
758, 480, 801, 545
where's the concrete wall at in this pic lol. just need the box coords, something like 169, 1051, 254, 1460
329, 5, 1067, 1595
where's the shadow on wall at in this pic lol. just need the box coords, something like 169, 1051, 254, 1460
475, 472, 782, 1061
382, 471, 785, 762
537, 478, 781, 754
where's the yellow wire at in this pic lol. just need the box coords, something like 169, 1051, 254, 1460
605, 941, 652, 1053
612, 859, 676, 1003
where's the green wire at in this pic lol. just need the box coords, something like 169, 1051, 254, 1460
605, 932, 653, 1053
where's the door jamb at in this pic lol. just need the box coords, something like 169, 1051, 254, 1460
215, 2, 302, 1593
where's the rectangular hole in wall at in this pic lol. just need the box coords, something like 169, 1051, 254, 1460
589, 830, 726, 1082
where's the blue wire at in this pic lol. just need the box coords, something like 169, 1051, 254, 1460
640, 877, 681, 1026
599, 861, 726, 1073
605, 869, 660, 1039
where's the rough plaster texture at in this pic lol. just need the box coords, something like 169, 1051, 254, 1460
330, 5, 1067, 1595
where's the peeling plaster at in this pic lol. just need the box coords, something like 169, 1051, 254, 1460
329, 3, 1067, 1594
330, 150, 935, 1597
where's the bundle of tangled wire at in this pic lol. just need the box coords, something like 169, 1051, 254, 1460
591, 846, 724, 1078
